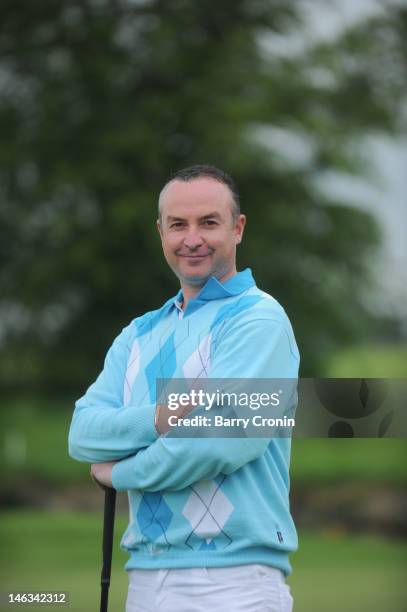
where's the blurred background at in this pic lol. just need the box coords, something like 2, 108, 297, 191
0, 0, 406, 610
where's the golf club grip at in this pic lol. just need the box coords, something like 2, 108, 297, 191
100, 487, 117, 612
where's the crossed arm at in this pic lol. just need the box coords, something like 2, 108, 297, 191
70, 317, 299, 491
89, 401, 195, 487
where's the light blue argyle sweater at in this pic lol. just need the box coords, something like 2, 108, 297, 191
68, 269, 300, 575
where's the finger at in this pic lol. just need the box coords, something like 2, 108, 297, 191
91, 471, 108, 491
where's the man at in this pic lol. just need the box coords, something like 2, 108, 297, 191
69, 164, 299, 611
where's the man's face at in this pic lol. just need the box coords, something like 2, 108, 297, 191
157, 177, 246, 288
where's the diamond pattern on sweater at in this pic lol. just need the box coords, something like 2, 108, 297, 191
137, 492, 173, 543
145, 331, 177, 402
183, 479, 233, 547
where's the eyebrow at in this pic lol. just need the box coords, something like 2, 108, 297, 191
166, 212, 222, 222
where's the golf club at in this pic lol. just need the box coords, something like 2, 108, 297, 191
92, 478, 117, 612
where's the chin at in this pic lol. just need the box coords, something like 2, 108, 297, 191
183, 274, 210, 287
176, 268, 212, 286
178, 264, 211, 283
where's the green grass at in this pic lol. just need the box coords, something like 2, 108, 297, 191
290, 438, 407, 483
325, 344, 407, 377
0, 511, 405, 612
288, 531, 407, 612
1, 400, 85, 485
0, 511, 129, 612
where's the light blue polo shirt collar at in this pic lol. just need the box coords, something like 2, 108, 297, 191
174, 268, 255, 310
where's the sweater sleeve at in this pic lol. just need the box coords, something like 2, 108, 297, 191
68, 323, 158, 463
111, 317, 299, 491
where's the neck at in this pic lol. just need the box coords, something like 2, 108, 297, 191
180, 266, 237, 310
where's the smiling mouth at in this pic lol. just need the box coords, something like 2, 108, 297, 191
178, 254, 211, 258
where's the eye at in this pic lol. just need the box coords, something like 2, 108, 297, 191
170, 221, 185, 228
203, 219, 218, 226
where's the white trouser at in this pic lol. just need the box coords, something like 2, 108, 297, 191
126, 564, 293, 612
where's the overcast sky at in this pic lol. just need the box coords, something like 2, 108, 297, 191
309, 0, 406, 320
263, 0, 406, 321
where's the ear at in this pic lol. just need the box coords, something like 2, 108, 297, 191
235, 214, 246, 244
156, 218, 163, 240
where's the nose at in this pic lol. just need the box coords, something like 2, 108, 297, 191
183, 227, 204, 250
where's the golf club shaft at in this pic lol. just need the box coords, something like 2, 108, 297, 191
100, 486, 117, 612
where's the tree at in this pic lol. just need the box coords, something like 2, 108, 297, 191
0, 0, 405, 391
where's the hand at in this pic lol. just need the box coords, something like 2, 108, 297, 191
90, 461, 117, 489
155, 403, 196, 435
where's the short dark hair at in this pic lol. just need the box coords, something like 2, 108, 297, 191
159, 164, 241, 219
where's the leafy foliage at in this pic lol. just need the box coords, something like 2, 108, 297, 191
0, 1, 405, 389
